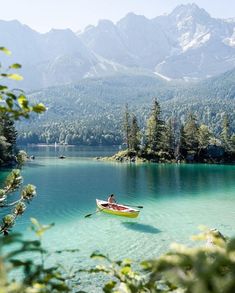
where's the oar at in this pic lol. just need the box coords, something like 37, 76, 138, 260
85, 208, 104, 218
120, 203, 143, 209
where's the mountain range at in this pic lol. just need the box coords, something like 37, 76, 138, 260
0, 3, 235, 90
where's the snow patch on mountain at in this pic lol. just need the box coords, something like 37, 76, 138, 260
224, 28, 235, 47
0, 4, 234, 88
154, 71, 172, 81
182, 32, 211, 51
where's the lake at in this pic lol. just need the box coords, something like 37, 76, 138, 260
1, 145, 235, 291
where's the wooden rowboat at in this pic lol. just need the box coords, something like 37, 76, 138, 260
96, 199, 140, 218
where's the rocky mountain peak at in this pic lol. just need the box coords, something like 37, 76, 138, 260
117, 12, 149, 29
0, 4, 234, 89
170, 3, 211, 22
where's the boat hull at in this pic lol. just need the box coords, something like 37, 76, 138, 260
96, 199, 139, 218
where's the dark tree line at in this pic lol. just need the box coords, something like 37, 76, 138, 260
0, 113, 17, 166
122, 99, 235, 163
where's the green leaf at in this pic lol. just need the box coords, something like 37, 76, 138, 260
6, 98, 14, 108
90, 251, 107, 260
7, 73, 23, 81
18, 95, 28, 108
9, 63, 22, 69
6, 92, 17, 100
227, 239, 235, 252
36, 224, 54, 237
32, 103, 46, 113
0, 85, 8, 91
0, 47, 11, 55
10, 259, 32, 267
103, 280, 116, 293
122, 258, 132, 266
30, 217, 40, 228
141, 260, 153, 270
120, 266, 131, 275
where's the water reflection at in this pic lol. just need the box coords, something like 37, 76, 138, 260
122, 222, 161, 234
25, 162, 46, 168
22, 145, 119, 158
122, 164, 142, 195
0, 169, 9, 188
96, 162, 235, 201
142, 164, 235, 198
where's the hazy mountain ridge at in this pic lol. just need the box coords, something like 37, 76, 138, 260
82, 4, 235, 80
0, 3, 234, 89
0, 20, 144, 89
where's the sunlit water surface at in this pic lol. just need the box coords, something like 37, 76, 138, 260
0, 146, 235, 291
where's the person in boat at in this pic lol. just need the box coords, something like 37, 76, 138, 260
108, 194, 117, 208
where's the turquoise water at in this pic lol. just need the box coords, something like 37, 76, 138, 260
1, 146, 235, 291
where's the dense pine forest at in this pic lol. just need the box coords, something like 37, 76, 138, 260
16, 70, 235, 147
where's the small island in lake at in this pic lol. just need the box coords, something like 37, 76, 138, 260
99, 100, 235, 164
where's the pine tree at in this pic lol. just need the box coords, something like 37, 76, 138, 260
2, 114, 17, 148
123, 104, 131, 150
0, 136, 10, 164
129, 114, 140, 151
198, 124, 211, 156
220, 114, 230, 151
231, 134, 235, 153
162, 118, 175, 154
183, 114, 199, 156
0, 113, 17, 165
178, 125, 187, 159
145, 99, 164, 152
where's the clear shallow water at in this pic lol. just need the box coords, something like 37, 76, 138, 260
1, 146, 235, 291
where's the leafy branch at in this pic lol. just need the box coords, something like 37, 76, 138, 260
0, 169, 37, 235
0, 46, 47, 234
0, 47, 46, 120
0, 219, 78, 292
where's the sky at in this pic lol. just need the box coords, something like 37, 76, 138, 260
0, 0, 235, 33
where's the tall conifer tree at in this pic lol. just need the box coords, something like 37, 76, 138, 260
162, 118, 175, 154
0, 113, 17, 165
183, 113, 199, 155
130, 114, 140, 151
221, 114, 230, 151
146, 99, 164, 152
123, 104, 131, 150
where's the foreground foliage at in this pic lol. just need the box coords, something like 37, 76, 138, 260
85, 227, 235, 293
0, 169, 36, 235
0, 46, 46, 167
0, 47, 46, 120
1, 221, 235, 292
0, 218, 79, 293
0, 47, 46, 232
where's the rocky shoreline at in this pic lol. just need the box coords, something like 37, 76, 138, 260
96, 149, 235, 164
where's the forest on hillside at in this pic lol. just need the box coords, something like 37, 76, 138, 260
17, 71, 235, 146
